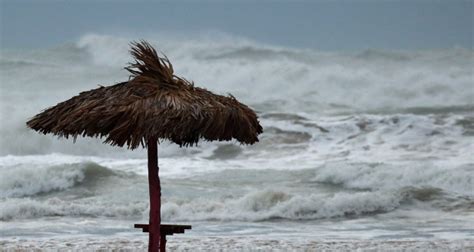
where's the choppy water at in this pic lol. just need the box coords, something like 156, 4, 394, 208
0, 34, 473, 247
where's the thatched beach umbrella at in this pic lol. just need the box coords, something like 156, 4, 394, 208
27, 41, 262, 251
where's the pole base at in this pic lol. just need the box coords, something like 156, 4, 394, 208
135, 224, 192, 252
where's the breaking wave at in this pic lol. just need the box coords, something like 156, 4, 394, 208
313, 162, 474, 197
162, 189, 403, 222
0, 162, 120, 198
0, 197, 147, 221
1, 157, 472, 223
0, 188, 411, 221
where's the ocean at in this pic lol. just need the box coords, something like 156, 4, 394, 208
1, 34, 473, 250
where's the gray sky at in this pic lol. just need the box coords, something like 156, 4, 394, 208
1, 0, 472, 50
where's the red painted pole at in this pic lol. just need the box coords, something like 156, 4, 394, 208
147, 138, 161, 251
160, 234, 166, 252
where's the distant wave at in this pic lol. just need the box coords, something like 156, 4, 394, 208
2, 34, 473, 159
364, 104, 474, 115
2, 33, 471, 116
73, 34, 474, 113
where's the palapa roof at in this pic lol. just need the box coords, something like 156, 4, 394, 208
27, 41, 262, 149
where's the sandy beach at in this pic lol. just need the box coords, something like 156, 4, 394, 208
2, 237, 474, 251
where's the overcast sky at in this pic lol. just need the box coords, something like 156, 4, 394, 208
1, 1, 472, 50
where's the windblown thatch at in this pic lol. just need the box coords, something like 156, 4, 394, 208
27, 41, 262, 149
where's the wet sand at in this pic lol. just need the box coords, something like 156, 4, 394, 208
2, 237, 473, 251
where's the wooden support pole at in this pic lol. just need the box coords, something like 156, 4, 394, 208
160, 234, 167, 252
147, 138, 161, 251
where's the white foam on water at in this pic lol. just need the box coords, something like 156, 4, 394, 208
162, 189, 404, 222
1, 32, 473, 244
1, 33, 473, 157
0, 197, 148, 221
313, 162, 474, 197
